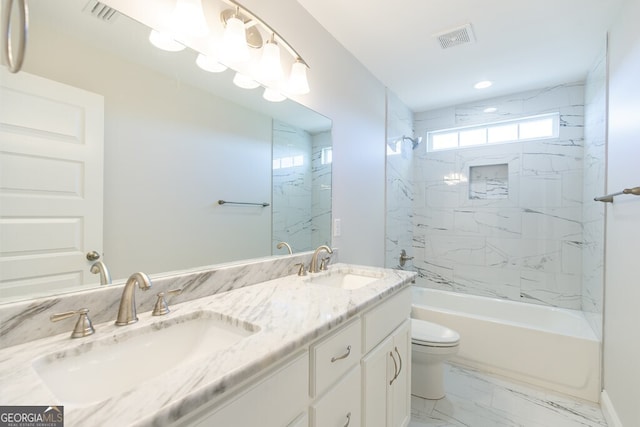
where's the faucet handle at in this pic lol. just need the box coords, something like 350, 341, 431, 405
293, 262, 307, 276
50, 308, 95, 338
320, 255, 332, 271
152, 288, 183, 316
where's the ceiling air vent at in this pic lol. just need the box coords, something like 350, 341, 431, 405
82, 0, 119, 22
434, 23, 476, 49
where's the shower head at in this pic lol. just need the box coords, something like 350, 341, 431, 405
402, 136, 423, 150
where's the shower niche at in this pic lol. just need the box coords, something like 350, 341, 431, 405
468, 164, 509, 200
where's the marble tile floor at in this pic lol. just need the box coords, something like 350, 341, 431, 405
409, 363, 607, 427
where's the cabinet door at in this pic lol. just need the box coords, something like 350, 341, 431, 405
390, 320, 411, 427
361, 335, 394, 427
179, 352, 309, 427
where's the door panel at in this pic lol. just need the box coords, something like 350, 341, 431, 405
0, 69, 104, 299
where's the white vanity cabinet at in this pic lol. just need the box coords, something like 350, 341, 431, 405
362, 288, 412, 427
174, 351, 310, 427
174, 286, 411, 427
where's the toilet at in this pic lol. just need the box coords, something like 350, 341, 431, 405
411, 318, 460, 400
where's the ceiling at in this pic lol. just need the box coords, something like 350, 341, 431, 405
295, 0, 625, 112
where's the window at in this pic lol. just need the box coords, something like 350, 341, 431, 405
273, 155, 304, 170
427, 113, 559, 152
321, 147, 332, 165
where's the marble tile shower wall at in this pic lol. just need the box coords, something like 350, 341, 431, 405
310, 130, 332, 249
385, 90, 416, 268
412, 83, 586, 309
272, 120, 313, 252
582, 48, 607, 339
272, 121, 332, 253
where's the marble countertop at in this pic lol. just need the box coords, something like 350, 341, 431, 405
0, 264, 415, 427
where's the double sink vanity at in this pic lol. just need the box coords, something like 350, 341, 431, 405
0, 252, 415, 427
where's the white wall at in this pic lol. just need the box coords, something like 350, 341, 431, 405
603, 0, 640, 424
243, 0, 388, 267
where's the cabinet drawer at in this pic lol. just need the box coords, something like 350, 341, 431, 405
311, 366, 361, 427
185, 352, 309, 427
310, 318, 361, 397
363, 287, 411, 353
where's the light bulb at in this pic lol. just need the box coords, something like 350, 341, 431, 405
288, 60, 310, 95
148, 30, 185, 52
220, 16, 249, 64
196, 53, 227, 73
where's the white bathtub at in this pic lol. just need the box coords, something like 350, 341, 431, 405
411, 286, 601, 402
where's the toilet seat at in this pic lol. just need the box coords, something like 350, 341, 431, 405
411, 319, 460, 348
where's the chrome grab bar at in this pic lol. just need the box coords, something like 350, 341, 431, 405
594, 186, 640, 203
218, 199, 270, 207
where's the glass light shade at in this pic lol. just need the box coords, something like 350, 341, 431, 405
288, 60, 310, 95
233, 72, 260, 89
263, 87, 287, 102
172, 0, 209, 38
259, 41, 283, 83
196, 53, 227, 73
148, 30, 186, 52
220, 17, 250, 64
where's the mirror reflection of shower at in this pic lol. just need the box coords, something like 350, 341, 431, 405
402, 135, 423, 150
387, 135, 423, 156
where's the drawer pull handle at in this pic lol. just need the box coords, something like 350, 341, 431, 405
343, 412, 351, 427
331, 345, 352, 362
389, 351, 398, 385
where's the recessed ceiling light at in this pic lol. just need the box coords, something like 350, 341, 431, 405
484, 107, 498, 113
474, 80, 493, 89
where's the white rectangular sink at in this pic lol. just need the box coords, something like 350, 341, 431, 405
32, 311, 259, 405
304, 268, 384, 290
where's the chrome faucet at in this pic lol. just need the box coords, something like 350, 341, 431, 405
115, 272, 152, 325
90, 261, 112, 285
309, 245, 333, 273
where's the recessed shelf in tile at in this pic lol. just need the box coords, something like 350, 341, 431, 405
469, 164, 509, 199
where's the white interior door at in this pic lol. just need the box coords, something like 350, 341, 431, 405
0, 69, 104, 300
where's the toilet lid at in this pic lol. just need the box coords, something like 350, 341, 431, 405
411, 319, 460, 347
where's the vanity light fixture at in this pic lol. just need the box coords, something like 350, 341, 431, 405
220, 9, 250, 64
474, 80, 493, 89
288, 59, 310, 95
172, 0, 209, 38
147, 0, 311, 101
259, 36, 283, 83
219, 0, 311, 99
196, 53, 228, 73
148, 30, 186, 52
